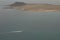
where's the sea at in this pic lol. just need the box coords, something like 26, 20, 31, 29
0, 1, 60, 40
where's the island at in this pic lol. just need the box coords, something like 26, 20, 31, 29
9, 2, 60, 12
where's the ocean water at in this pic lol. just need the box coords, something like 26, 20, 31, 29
0, 1, 60, 40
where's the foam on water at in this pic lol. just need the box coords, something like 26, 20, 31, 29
11, 31, 23, 33
0, 30, 23, 34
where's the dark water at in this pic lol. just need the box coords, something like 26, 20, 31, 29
0, 6, 60, 40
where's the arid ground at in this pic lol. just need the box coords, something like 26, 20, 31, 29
9, 2, 60, 12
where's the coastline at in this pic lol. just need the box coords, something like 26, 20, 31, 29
9, 2, 60, 12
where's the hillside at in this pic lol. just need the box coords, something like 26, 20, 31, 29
9, 2, 60, 12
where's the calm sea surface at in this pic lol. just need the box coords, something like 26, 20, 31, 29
0, 3, 60, 40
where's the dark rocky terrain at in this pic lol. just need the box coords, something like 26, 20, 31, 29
10, 2, 26, 6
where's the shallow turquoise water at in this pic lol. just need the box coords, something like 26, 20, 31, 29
0, 7, 60, 40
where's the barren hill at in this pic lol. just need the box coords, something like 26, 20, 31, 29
9, 2, 60, 12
